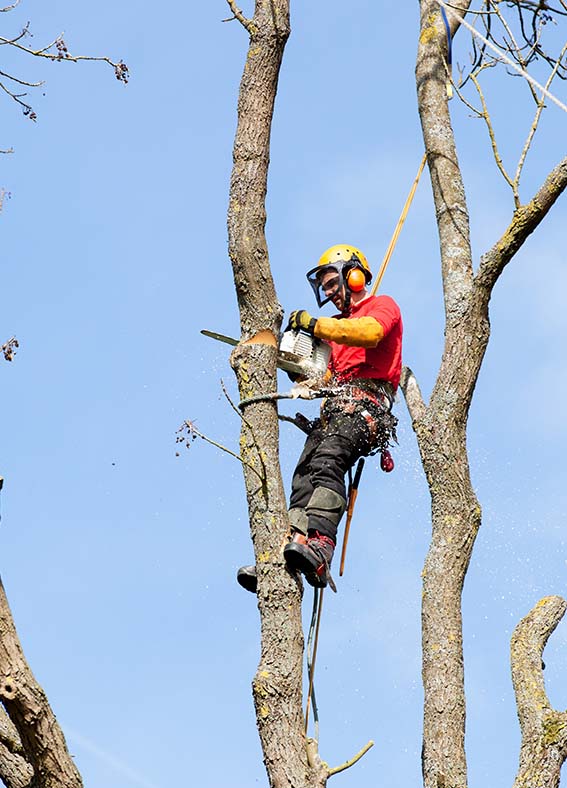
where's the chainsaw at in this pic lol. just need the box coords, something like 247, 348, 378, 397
201, 327, 331, 378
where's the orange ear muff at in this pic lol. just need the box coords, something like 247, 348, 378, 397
346, 267, 366, 292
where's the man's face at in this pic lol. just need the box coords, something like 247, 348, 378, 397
319, 269, 345, 311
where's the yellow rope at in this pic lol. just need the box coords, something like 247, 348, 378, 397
371, 152, 427, 296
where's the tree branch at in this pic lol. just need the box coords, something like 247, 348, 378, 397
327, 740, 374, 777
469, 71, 516, 198
0, 576, 82, 786
511, 596, 567, 788
439, 0, 567, 111
176, 420, 265, 482
399, 366, 427, 423
475, 155, 567, 296
514, 40, 567, 191
0, 1, 21, 12
0, 33, 129, 82
223, 0, 256, 33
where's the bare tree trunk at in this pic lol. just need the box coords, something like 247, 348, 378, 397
412, 4, 567, 788
0, 577, 82, 788
226, 2, 326, 786
414, 3, 478, 784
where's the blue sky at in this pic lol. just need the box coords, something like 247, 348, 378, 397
1, 2, 566, 786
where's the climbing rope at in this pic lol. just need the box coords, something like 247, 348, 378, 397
238, 386, 333, 410
305, 586, 324, 736
371, 152, 427, 296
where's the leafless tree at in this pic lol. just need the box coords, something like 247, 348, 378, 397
223, 0, 567, 786
0, 1, 127, 149
1, 3, 126, 785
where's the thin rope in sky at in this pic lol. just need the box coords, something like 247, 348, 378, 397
436, 0, 567, 115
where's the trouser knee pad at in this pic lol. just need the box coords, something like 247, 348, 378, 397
306, 487, 347, 534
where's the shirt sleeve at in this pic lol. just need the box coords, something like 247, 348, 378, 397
366, 296, 401, 337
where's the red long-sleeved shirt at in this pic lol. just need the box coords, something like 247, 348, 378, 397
327, 294, 403, 389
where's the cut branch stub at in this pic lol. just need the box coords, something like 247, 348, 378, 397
511, 596, 567, 788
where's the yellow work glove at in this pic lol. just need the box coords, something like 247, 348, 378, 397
287, 309, 317, 336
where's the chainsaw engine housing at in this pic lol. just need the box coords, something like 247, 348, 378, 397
279, 329, 331, 377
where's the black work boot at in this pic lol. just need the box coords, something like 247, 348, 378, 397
284, 531, 336, 590
237, 565, 257, 594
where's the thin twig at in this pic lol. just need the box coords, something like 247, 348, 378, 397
438, 0, 567, 112
0, 79, 35, 118
451, 72, 486, 117
0, 70, 43, 87
221, 378, 248, 423
0, 22, 30, 46
514, 40, 567, 192
220, 379, 269, 483
327, 740, 375, 776
0, 1, 21, 12
470, 72, 516, 195
0, 34, 129, 83
492, 1, 539, 102
177, 420, 264, 482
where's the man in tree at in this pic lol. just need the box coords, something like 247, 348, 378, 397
238, 244, 402, 593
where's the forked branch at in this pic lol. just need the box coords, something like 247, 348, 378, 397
475, 155, 567, 296
223, 0, 256, 33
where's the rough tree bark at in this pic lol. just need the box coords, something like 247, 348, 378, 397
224, 1, 567, 786
226, 2, 327, 787
0, 706, 33, 788
0, 578, 81, 788
511, 597, 567, 788
409, 2, 567, 787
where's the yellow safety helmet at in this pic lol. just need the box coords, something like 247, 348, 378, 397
307, 244, 372, 307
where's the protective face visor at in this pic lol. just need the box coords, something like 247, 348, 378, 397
306, 263, 345, 307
